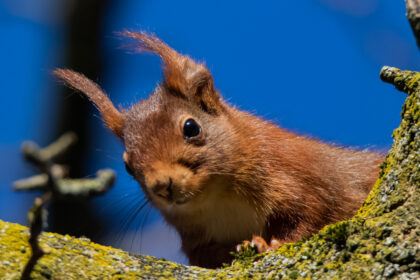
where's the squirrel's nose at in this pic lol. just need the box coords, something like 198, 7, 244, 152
152, 178, 173, 199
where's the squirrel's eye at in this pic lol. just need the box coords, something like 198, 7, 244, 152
183, 118, 201, 139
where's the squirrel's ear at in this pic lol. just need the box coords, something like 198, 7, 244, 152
53, 69, 124, 138
123, 31, 222, 115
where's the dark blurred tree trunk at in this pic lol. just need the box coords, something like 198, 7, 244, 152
50, 0, 111, 238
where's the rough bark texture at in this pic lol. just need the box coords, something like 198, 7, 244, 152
0, 67, 418, 279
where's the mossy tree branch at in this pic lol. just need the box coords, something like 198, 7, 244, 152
380, 66, 420, 95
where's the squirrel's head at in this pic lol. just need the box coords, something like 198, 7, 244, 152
54, 32, 242, 214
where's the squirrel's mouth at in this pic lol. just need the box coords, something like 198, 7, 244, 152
174, 197, 190, 205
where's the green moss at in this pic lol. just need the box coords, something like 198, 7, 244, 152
1, 68, 419, 279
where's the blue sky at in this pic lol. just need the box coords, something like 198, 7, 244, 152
0, 0, 418, 264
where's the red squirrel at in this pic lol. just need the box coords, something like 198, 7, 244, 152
54, 31, 384, 268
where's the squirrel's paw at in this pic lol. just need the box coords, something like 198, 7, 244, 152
236, 235, 282, 253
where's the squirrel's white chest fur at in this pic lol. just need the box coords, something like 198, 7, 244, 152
199, 190, 266, 244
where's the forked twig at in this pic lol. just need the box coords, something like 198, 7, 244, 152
14, 132, 116, 278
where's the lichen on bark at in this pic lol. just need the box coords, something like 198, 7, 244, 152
0, 67, 418, 279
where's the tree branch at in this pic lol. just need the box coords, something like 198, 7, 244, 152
380, 66, 420, 95
405, 0, 420, 48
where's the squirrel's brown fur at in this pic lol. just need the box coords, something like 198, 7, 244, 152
54, 31, 384, 268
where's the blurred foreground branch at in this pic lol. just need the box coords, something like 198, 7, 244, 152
12, 132, 116, 279
20, 193, 51, 280
13, 132, 115, 199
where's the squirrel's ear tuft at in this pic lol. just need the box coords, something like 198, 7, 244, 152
122, 31, 222, 114
53, 69, 124, 138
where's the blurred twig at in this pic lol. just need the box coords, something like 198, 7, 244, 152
13, 132, 115, 199
13, 132, 116, 279
20, 193, 51, 280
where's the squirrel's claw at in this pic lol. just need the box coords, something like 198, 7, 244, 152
250, 235, 270, 252
237, 235, 282, 254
